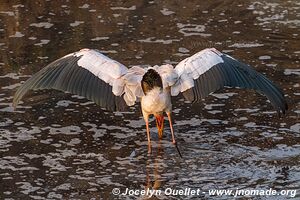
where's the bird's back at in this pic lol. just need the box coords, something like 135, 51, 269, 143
141, 69, 163, 95
141, 69, 171, 115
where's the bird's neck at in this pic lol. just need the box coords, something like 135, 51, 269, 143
141, 87, 171, 116
146, 87, 163, 97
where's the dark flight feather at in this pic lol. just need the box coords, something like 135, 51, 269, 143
181, 54, 287, 115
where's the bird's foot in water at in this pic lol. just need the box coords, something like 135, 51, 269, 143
173, 141, 182, 158
148, 145, 152, 154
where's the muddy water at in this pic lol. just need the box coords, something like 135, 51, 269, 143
0, 1, 299, 200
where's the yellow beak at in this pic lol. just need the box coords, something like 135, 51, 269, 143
155, 115, 164, 139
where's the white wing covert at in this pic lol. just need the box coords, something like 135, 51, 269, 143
13, 49, 144, 111
171, 48, 287, 115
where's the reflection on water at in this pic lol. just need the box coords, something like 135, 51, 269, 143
0, 0, 299, 199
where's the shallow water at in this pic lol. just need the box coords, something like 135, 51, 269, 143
0, 1, 299, 200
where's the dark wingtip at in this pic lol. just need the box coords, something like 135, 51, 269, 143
282, 102, 288, 116
13, 103, 17, 111
285, 102, 288, 111
12, 96, 18, 111
277, 100, 288, 118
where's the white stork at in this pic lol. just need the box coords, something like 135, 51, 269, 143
13, 48, 287, 154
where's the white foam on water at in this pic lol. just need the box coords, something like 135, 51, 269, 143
160, 8, 175, 16
235, 108, 260, 113
0, 73, 31, 80
79, 4, 89, 9
0, 118, 13, 127
208, 110, 222, 114
77, 153, 105, 161
0, 156, 39, 171
178, 47, 189, 53
250, 1, 299, 28
2, 83, 22, 90
259, 55, 271, 60
67, 138, 81, 146
284, 69, 300, 76
110, 131, 137, 139
138, 37, 180, 44
124, 118, 144, 128
111, 6, 136, 10
54, 183, 72, 191
175, 117, 228, 126
204, 104, 225, 110
40, 138, 53, 144
30, 22, 54, 29
211, 92, 237, 99
34, 39, 50, 46
37, 56, 48, 60
56, 149, 77, 158
0, 11, 14, 16
113, 13, 120, 18
237, 117, 248, 121
277, 19, 300, 26
70, 21, 84, 27
260, 131, 278, 138
100, 124, 133, 133
82, 122, 106, 139
172, 108, 181, 114
0, 126, 41, 151
218, 19, 228, 22
16, 182, 40, 195
266, 63, 277, 67
72, 159, 93, 165
47, 192, 62, 199
0, 104, 29, 113
71, 95, 86, 99
229, 43, 264, 48
99, 50, 118, 54
43, 125, 82, 135
177, 23, 211, 37
244, 122, 270, 128
9, 32, 24, 38
261, 144, 300, 160
56, 100, 75, 107
42, 155, 69, 172
91, 37, 109, 41
290, 123, 300, 133
111, 143, 127, 150
203, 118, 228, 125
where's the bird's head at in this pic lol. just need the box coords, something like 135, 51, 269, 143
141, 69, 163, 95
155, 114, 164, 139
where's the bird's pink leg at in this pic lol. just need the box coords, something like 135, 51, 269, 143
146, 120, 151, 154
167, 112, 182, 158
167, 112, 176, 144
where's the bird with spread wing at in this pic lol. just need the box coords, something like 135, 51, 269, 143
13, 48, 287, 154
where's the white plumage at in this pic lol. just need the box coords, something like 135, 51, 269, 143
52, 48, 226, 106
141, 87, 171, 115
68, 48, 228, 107
13, 47, 287, 155
173, 48, 224, 95
75, 49, 128, 85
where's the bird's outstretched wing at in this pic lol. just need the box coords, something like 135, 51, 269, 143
171, 48, 287, 115
13, 49, 145, 111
